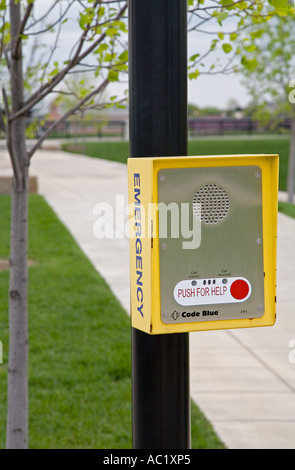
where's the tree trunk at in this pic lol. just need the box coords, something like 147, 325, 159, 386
6, 176, 29, 449
6, 0, 29, 449
287, 118, 295, 204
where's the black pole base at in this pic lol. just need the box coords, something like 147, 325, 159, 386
132, 328, 190, 449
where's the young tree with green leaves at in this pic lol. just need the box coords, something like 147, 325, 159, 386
187, 0, 291, 79
0, 0, 127, 449
237, 10, 295, 202
188, 0, 293, 199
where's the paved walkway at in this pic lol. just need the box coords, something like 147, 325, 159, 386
1, 147, 295, 449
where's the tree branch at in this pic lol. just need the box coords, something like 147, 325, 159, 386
12, 2, 34, 59
9, 2, 127, 123
27, 77, 110, 160
188, 0, 256, 13
39, 2, 64, 85
25, 0, 75, 36
2, 86, 23, 188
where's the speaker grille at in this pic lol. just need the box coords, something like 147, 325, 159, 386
192, 184, 230, 224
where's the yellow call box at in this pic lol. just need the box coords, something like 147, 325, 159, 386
128, 155, 278, 335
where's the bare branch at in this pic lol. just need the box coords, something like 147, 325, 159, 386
25, 0, 75, 36
39, 2, 64, 84
83, 96, 127, 112
26, 0, 63, 31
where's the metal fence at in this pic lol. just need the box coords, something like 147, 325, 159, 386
43, 119, 128, 138
1, 116, 291, 141
188, 118, 291, 136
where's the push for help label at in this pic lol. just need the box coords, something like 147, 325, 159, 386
174, 277, 251, 306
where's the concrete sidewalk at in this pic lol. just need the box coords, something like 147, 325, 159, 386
1, 148, 295, 449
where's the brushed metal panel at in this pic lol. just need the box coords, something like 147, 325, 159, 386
158, 166, 264, 324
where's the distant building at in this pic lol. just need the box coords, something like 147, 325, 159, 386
48, 102, 62, 121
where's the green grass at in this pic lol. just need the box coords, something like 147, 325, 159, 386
188, 138, 289, 192
62, 136, 290, 191
0, 195, 225, 449
278, 201, 295, 219
62, 141, 129, 165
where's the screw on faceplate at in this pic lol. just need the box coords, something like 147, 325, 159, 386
258, 305, 264, 312
255, 172, 261, 178
256, 238, 262, 245
161, 243, 167, 249
160, 175, 166, 182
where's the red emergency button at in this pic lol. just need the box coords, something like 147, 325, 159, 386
230, 279, 249, 300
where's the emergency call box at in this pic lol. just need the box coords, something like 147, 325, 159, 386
128, 154, 278, 335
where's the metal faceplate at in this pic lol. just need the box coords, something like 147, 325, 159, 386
158, 166, 265, 324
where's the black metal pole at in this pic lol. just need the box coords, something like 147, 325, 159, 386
128, 0, 190, 449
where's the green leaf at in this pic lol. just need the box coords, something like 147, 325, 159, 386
213, 11, 228, 26
105, 27, 118, 38
79, 10, 94, 30
219, 0, 235, 11
104, 52, 116, 62
245, 44, 257, 53
98, 6, 105, 17
250, 29, 264, 39
95, 43, 108, 55
118, 50, 128, 62
189, 53, 200, 62
79, 13, 88, 30
241, 56, 258, 71
268, 0, 289, 11
235, 1, 248, 10
108, 69, 119, 82
210, 39, 218, 51
188, 69, 200, 80
222, 43, 233, 54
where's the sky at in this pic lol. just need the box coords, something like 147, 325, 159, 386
28, 1, 252, 111
108, 73, 250, 109
188, 74, 250, 109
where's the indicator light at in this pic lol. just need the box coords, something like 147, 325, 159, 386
230, 279, 250, 300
